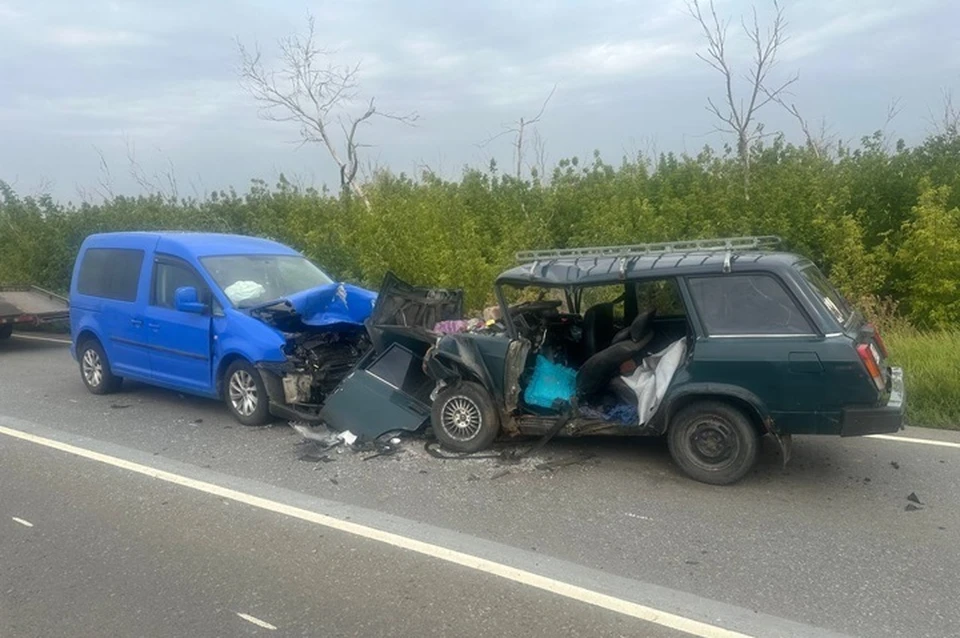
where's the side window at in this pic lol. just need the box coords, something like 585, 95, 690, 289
635, 279, 686, 316
578, 285, 626, 320
687, 275, 813, 336
151, 260, 207, 310
76, 248, 144, 302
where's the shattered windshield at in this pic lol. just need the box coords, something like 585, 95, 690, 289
201, 254, 333, 308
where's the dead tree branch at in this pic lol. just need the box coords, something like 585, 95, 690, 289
687, 0, 797, 198
480, 85, 556, 180
927, 88, 960, 137
238, 15, 416, 208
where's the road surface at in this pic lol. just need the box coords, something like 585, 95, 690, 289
2, 335, 959, 637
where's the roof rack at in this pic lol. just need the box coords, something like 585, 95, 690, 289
515, 235, 781, 263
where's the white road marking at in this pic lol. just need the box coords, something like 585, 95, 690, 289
236, 613, 277, 630
11, 334, 72, 345
12, 517, 34, 527
867, 434, 960, 449
0, 424, 749, 638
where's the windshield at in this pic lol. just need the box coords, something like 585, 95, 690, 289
200, 254, 334, 308
800, 264, 852, 325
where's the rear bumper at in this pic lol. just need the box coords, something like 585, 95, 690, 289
840, 367, 905, 436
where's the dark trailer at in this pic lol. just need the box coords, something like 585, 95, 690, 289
0, 284, 70, 339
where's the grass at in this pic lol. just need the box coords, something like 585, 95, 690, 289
886, 330, 960, 429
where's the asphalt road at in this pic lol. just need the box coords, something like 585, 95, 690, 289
2, 335, 960, 637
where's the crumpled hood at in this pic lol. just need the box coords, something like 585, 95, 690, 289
249, 282, 377, 332
285, 282, 377, 327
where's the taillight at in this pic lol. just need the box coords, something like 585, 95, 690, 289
857, 343, 885, 391
869, 323, 889, 358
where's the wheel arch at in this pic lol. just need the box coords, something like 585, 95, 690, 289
664, 385, 774, 437
215, 352, 252, 398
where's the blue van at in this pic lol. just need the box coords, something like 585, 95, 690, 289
69, 232, 376, 425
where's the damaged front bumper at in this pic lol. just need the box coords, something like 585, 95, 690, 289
256, 363, 327, 423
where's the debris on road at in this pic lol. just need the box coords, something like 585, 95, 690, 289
907, 492, 923, 505
535, 453, 596, 471
110, 403, 132, 409
905, 503, 922, 512
890, 461, 900, 469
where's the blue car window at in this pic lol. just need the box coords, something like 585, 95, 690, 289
151, 260, 207, 309
76, 248, 144, 302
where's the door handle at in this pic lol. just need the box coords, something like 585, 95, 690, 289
147, 323, 160, 330
130, 318, 143, 327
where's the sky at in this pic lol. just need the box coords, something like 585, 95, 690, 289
0, 0, 957, 201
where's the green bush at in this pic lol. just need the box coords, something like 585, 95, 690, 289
887, 330, 960, 428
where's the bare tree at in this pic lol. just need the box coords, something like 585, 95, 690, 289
927, 89, 960, 137
237, 16, 416, 208
93, 146, 115, 200
125, 138, 180, 200
481, 85, 556, 180
528, 128, 549, 183
687, 0, 797, 197
766, 98, 834, 158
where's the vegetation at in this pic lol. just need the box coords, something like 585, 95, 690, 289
887, 330, 960, 429
2, 128, 959, 426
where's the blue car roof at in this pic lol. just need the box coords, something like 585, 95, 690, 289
84, 232, 300, 258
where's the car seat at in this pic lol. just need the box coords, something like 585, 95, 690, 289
582, 302, 616, 359
576, 310, 656, 398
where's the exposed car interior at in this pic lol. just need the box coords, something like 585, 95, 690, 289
505, 278, 692, 428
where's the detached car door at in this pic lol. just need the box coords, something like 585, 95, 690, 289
143, 255, 214, 394
683, 273, 831, 434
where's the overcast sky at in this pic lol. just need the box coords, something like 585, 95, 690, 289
0, 0, 957, 201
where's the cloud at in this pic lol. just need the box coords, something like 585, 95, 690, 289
782, 1, 939, 62
548, 40, 685, 76
0, 2, 21, 23
0, 0, 958, 200
46, 26, 153, 48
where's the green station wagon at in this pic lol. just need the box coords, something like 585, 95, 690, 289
416, 236, 904, 485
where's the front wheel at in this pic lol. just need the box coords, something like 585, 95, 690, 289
667, 401, 758, 485
224, 360, 272, 426
431, 381, 500, 453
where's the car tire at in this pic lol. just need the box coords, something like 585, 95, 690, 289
667, 400, 759, 485
224, 360, 272, 426
78, 338, 122, 395
0, 324, 12, 340
431, 381, 500, 453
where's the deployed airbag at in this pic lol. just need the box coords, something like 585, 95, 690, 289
620, 339, 687, 424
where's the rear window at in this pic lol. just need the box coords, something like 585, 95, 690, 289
799, 265, 852, 325
76, 248, 144, 302
687, 274, 813, 336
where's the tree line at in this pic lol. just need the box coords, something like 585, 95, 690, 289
2, 127, 959, 329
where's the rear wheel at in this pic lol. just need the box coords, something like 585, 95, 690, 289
0, 324, 12, 340
78, 339, 122, 395
667, 401, 758, 485
431, 381, 500, 453
224, 360, 272, 426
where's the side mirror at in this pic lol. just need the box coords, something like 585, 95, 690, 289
175, 286, 208, 314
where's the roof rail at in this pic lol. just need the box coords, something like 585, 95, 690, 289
515, 235, 781, 263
